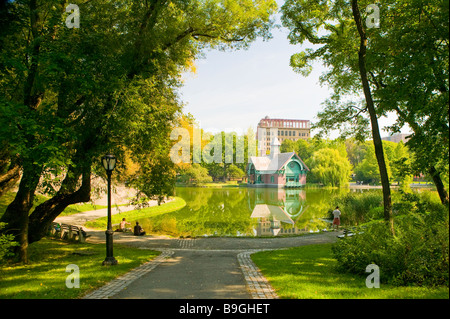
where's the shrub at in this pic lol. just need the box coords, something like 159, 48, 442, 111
0, 222, 19, 263
331, 191, 383, 225
332, 200, 449, 287
393, 189, 442, 216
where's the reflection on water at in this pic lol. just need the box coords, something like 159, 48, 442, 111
135, 187, 346, 237
249, 188, 307, 236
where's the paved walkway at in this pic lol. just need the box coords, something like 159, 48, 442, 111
55, 206, 340, 299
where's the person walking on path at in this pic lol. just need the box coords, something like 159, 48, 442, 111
332, 206, 341, 231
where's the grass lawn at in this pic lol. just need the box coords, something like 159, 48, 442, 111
0, 191, 125, 217
251, 243, 449, 299
84, 196, 187, 229
0, 238, 160, 299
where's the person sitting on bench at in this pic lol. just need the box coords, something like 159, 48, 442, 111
80, 227, 91, 238
133, 221, 146, 236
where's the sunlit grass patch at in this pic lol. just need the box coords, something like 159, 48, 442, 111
251, 243, 449, 299
0, 238, 160, 299
84, 196, 186, 229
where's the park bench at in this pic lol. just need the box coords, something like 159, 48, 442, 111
49, 222, 86, 242
49, 222, 61, 237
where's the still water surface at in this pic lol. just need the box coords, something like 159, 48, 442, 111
137, 187, 361, 237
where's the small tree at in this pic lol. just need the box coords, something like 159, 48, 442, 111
185, 164, 212, 185
227, 164, 245, 180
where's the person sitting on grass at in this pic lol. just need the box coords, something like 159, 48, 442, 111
133, 221, 146, 236
119, 218, 132, 232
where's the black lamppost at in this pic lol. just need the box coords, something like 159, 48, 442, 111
101, 154, 118, 266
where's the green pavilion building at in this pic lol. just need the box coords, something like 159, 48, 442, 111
247, 137, 309, 188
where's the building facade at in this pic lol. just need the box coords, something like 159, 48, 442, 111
257, 116, 311, 156
247, 137, 309, 188
381, 133, 410, 144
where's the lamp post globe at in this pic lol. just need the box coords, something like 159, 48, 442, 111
102, 154, 118, 266
102, 154, 117, 172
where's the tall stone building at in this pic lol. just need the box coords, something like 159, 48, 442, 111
256, 116, 311, 155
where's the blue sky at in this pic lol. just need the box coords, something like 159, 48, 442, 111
179, 1, 404, 138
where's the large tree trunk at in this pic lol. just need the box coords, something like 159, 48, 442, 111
0, 0, 45, 263
0, 164, 42, 263
0, 164, 20, 198
28, 158, 92, 244
351, 0, 394, 235
428, 166, 449, 206
393, 108, 449, 206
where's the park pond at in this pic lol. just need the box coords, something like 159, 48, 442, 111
136, 186, 372, 237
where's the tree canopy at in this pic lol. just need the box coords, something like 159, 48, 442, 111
0, 0, 277, 262
281, 0, 448, 205
281, 0, 449, 234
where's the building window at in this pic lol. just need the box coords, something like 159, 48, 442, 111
293, 131, 296, 136
289, 131, 291, 136
271, 176, 274, 183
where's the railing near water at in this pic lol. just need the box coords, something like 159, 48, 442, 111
285, 181, 304, 188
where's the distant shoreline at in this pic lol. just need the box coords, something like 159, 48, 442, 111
175, 182, 437, 189
348, 183, 436, 189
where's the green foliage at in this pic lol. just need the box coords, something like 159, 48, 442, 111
368, 0, 449, 179
252, 243, 448, 298
0, 222, 19, 262
281, 0, 449, 204
354, 140, 412, 185
307, 148, 352, 187
332, 195, 449, 287
392, 189, 443, 218
176, 128, 256, 182
331, 191, 383, 225
0, 0, 278, 250
227, 164, 245, 179
0, 238, 160, 299
183, 163, 213, 185
281, 137, 357, 187
280, 139, 296, 153
354, 143, 391, 184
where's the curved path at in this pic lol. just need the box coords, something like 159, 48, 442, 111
55, 206, 341, 299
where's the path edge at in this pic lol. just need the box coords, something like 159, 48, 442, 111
237, 250, 279, 299
82, 249, 174, 299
